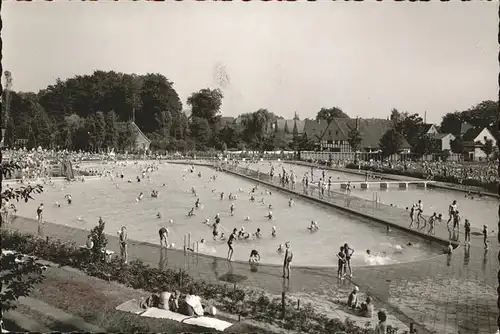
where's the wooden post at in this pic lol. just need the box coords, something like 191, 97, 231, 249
281, 291, 286, 319
188, 233, 191, 249
297, 299, 300, 310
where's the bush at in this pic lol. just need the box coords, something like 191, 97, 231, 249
0, 229, 402, 334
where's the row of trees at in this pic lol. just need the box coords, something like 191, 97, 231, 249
377, 104, 498, 158
1, 70, 354, 152
1, 70, 497, 156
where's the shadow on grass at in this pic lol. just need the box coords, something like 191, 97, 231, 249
46, 320, 83, 332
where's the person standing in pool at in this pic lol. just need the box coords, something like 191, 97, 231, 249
118, 226, 128, 264
282, 242, 293, 279
408, 204, 416, 228
343, 243, 354, 278
211, 219, 224, 241
337, 246, 346, 278
447, 200, 457, 226
227, 228, 237, 261
464, 219, 471, 244
416, 200, 426, 225
249, 249, 260, 262
159, 227, 169, 247
230, 203, 235, 216
483, 225, 488, 249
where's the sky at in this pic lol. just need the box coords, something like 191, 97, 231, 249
3, 1, 498, 124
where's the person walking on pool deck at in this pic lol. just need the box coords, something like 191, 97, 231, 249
118, 226, 128, 264
282, 242, 293, 279
159, 227, 169, 247
464, 219, 471, 244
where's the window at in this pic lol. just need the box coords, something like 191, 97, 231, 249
327, 140, 333, 144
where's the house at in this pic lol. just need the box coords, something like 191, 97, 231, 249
461, 126, 497, 161
303, 118, 411, 152
117, 121, 151, 152
428, 133, 455, 152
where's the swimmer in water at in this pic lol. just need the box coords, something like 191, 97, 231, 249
230, 203, 235, 216
307, 221, 319, 231
156, 212, 162, 219
288, 198, 294, 207
254, 228, 262, 238
277, 244, 284, 253
271, 226, 276, 237
245, 216, 250, 221
187, 207, 195, 217
137, 192, 144, 201
65, 194, 72, 205
220, 192, 224, 200
250, 195, 255, 202
195, 198, 200, 208
211, 219, 224, 240
265, 211, 273, 220
268, 204, 273, 210
249, 249, 260, 263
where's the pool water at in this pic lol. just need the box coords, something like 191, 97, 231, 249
242, 161, 498, 231
10, 161, 441, 266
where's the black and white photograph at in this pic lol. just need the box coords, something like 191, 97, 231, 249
0, 1, 498, 333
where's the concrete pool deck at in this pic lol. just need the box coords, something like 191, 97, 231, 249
4, 161, 498, 334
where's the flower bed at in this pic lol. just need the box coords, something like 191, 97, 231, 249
345, 164, 498, 194
1, 229, 404, 334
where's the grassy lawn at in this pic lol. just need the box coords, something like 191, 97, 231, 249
27, 265, 278, 333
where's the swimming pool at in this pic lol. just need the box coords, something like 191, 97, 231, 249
10, 161, 441, 266
241, 161, 498, 231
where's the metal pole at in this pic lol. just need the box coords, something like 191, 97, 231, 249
281, 291, 286, 319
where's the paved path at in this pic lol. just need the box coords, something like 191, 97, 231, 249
4, 161, 498, 334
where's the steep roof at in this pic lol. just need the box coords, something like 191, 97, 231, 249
429, 133, 454, 140
304, 118, 411, 149
275, 119, 287, 132
293, 120, 305, 134
462, 127, 483, 142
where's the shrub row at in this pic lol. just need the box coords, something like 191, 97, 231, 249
345, 163, 498, 194
1, 229, 405, 334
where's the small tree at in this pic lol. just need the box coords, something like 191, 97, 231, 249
90, 218, 108, 263
481, 139, 494, 158
1, 162, 46, 318
379, 129, 404, 158
450, 137, 465, 154
347, 127, 362, 163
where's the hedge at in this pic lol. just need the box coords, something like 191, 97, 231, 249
345, 163, 498, 194
1, 229, 406, 334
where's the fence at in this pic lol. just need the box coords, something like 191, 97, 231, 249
299, 151, 463, 163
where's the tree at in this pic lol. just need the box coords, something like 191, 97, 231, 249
1, 162, 46, 315
316, 107, 349, 123
440, 112, 463, 136
379, 129, 405, 157
187, 88, 224, 125
94, 111, 106, 152
105, 110, 119, 150
189, 117, 212, 150
347, 126, 362, 163
394, 113, 424, 149
450, 137, 465, 154
481, 139, 494, 158
389, 108, 407, 126
414, 135, 438, 155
